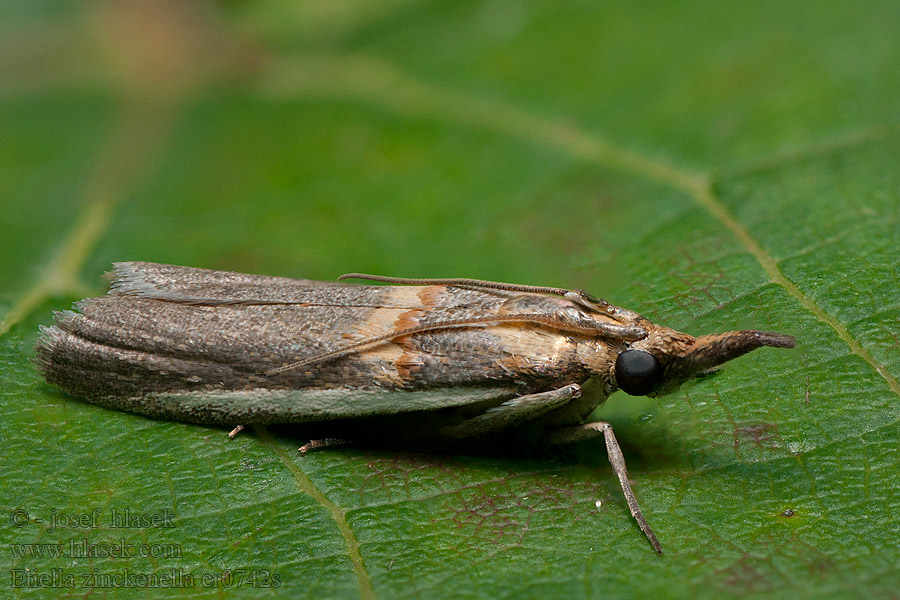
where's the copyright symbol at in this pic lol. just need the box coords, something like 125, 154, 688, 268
10, 509, 29, 527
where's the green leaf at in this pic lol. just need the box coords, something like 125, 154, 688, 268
2, 1, 899, 598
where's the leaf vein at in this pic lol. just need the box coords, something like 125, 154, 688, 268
257, 427, 376, 600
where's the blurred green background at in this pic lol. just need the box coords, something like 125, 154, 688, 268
2, 1, 899, 598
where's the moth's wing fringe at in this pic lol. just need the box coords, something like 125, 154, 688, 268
104, 261, 341, 305
34, 323, 66, 380
107, 261, 164, 297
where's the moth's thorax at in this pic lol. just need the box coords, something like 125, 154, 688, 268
574, 338, 619, 388
481, 323, 586, 383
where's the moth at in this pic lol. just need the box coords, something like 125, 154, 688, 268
36, 262, 795, 553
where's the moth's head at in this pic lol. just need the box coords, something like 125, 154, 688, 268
612, 326, 796, 397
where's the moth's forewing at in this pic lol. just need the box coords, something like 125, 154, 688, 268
36, 263, 600, 426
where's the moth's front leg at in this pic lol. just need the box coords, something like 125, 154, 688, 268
548, 421, 662, 554
438, 383, 583, 439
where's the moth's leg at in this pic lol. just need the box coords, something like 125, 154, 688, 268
299, 438, 351, 455
548, 421, 661, 554
225, 425, 345, 455
228, 426, 349, 454
439, 384, 583, 439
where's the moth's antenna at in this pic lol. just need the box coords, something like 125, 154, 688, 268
266, 313, 643, 375
339, 274, 620, 318
338, 273, 572, 297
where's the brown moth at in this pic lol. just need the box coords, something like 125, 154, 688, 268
35, 262, 796, 553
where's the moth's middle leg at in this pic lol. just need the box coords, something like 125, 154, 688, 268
438, 383, 583, 439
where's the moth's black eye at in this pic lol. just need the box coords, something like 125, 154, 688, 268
615, 350, 663, 396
